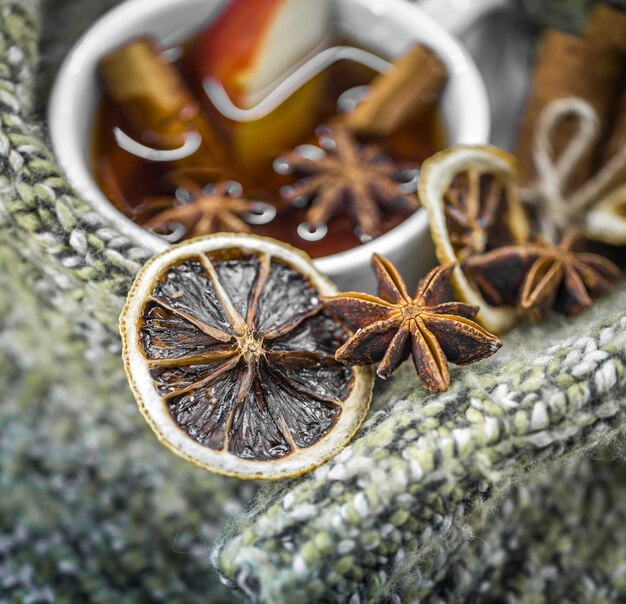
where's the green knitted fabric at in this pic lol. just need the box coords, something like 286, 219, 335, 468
214, 292, 626, 602
0, 1, 251, 601
399, 445, 626, 602
0, 238, 256, 603
1, 0, 626, 602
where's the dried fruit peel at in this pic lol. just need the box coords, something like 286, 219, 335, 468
120, 234, 373, 480
419, 145, 527, 334
584, 184, 626, 245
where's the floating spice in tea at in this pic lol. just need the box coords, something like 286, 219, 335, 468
346, 44, 448, 139
278, 126, 420, 239
134, 179, 274, 240
99, 38, 224, 166
92, 23, 446, 257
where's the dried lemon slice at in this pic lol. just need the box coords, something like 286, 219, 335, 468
419, 145, 529, 334
584, 184, 626, 245
120, 234, 373, 480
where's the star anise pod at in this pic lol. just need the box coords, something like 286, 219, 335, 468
443, 165, 528, 262
280, 126, 419, 238
463, 229, 621, 318
134, 180, 268, 239
323, 255, 502, 392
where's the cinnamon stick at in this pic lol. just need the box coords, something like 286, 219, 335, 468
99, 37, 224, 165
586, 4, 626, 164
514, 30, 623, 192
586, 4, 626, 52
346, 44, 447, 139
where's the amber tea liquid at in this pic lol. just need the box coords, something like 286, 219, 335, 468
92, 38, 446, 258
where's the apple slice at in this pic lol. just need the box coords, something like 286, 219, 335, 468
195, 0, 331, 107
194, 0, 332, 179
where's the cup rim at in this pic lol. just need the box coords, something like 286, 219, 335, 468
48, 0, 490, 270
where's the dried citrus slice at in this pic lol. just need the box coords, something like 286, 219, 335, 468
584, 183, 626, 245
419, 145, 530, 334
120, 234, 373, 480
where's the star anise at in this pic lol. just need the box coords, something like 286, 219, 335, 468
443, 165, 528, 262
463, 229, 621, 318
134, 180, 267, 239
280, 126, 419, 238
323, 255, 502, 392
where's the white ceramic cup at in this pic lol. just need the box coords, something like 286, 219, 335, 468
49, 0, 492, 293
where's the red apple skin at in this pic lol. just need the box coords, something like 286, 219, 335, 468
192, 0, 329, 179
195, 0, 287, 102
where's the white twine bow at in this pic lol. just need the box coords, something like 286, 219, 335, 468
522, 97, 626, 238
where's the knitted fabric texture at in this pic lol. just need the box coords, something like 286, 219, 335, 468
215, 295, 626, 602
0, 1, 252, 601
1, 0, 626, 602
